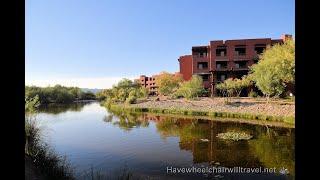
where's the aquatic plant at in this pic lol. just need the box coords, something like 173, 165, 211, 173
216, 131, 253, 141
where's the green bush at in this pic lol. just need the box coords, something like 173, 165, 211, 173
25, 85, 96, 105
249, 39, 295, 100
125, 91, 138, 104
155, 72, 183, 96
248, 90, 258, 97
125, 96, 137, 104
98, 79, 148, 103
174, 75, 205, 99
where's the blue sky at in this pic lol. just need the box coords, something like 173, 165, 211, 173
26, 0, 295, 88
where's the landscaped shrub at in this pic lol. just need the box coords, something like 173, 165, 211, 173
248, 90, 258, 97
125, 95, 137, 104
174, 75, 205, 99
155, 71, 183, 96
249, 39, 295, 101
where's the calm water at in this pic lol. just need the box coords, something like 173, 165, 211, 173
37, 102, 295, 180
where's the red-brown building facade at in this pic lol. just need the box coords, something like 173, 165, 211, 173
178, 34, 292, 96
135, 72, 182, 95
136, 75, 158, 95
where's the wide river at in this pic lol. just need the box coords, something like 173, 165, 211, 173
37, 102, 294, 180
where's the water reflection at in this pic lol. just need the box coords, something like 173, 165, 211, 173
39, 102, 88, 114
104, 110, 295, 178
105, 109, 150, 131
38, 102, 294, 179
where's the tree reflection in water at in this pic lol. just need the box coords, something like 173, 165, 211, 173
104, 109, 295, 178
105, 109, 149, 131
38, 102, 87, 114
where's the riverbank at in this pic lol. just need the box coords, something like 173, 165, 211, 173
107, 97, 295, 125
25, 116, 75, 180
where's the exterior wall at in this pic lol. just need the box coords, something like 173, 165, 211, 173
136, 75, 158, 95
136, 72, 182, 95
178, 55, 193, 81
178, 34, 292, 96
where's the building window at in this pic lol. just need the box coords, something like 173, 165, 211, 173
216, 46, 227, 56
254, 44, 266, 54
234, 61, 247, 69
235, 45, 246, 56
216, 62, 227, 69
197, 62, 208, 69
217, 74, 226, 82
192, 47, 208, 58
200, 74, 210, 81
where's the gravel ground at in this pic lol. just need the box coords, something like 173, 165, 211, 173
132, 97, 295, 117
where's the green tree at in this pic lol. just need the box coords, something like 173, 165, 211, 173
175, 75, 205, 99
250, 39, 295, 101
155, 72, 183, 96
25, 85, 96, 104
98, 78, 147, 104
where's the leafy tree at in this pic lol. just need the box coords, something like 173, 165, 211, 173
215, 78, 234, 103
175, 75, 205, 99
25, 85, 97, 105
233, 75, 251, 97
155, 72, 183, 96
96, 89, 113, 101
98, 78, 148, 104
250, 39, 295, 100
25, 95, 40, 113
215, 76, 251, 103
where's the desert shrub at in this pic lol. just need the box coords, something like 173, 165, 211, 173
155, 71, 183, 96
248, 90, 258, 97
174, 75, 205, 99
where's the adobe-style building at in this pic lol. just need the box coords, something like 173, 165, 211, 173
135, 72, 182, 95
178, 34, 292, 96
136, 75, 158, 95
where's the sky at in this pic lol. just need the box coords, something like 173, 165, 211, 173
26, 0, 295, 89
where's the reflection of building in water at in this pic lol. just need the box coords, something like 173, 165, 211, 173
107, 110, 294, 176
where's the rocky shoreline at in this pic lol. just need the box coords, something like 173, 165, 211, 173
131, 97, 295, 118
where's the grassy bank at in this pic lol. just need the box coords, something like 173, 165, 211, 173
25, 116, 75, 180
107, 103, 295, 125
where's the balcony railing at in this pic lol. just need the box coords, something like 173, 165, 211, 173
215, 66, 228, 71
193, 54, 208, 58
234, 53, 246, 57
233, 66, 249, 71
198, 67, 208, 70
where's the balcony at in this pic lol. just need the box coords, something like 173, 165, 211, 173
233, 65, 248, 71
215, 53, 229, 61
234, 46, 247, 59
215, 66, 228, 71
234, 51, 246, 57
193, 55, 209, 62
216, 47, 227, 59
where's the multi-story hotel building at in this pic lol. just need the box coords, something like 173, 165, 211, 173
136, 75, 158, 95
135, 72, 182, 96
178, 34, 292, 96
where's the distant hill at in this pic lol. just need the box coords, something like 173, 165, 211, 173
81, 88, 103, 94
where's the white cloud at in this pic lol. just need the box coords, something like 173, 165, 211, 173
25, 76, 137, 89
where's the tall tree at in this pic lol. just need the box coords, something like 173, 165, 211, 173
155, 72, 183, 96
249, 39, 295, 100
